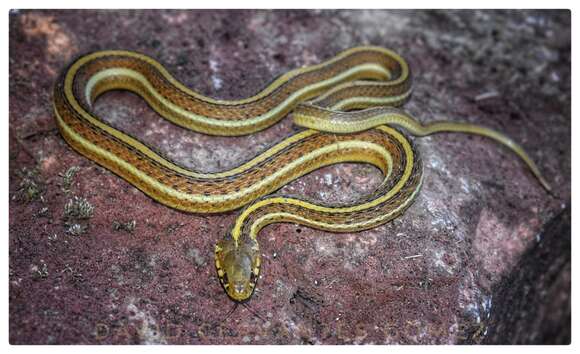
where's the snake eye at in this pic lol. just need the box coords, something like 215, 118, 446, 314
220, 272, 229, 287
250, 266, 259, 284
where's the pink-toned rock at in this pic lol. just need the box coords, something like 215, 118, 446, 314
9, 10, 570, 344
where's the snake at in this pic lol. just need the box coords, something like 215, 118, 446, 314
52, 46, 550, 303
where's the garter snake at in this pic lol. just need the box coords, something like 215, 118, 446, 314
53, 46, 550, 302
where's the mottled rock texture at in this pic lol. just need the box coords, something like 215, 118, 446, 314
9, 10, 570, 344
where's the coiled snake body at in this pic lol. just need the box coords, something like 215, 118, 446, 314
53, 46, 549, 302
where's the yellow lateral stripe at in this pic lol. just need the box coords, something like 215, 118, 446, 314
77, 46, 408, 106
231, 125, 415, 239
68, 69, 321, 179
57, 105, 397, 205
247, 174, 423, 238
80, 64, 394, 128
327, 90, 412, 111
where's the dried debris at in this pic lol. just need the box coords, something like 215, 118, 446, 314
13, 167, 43, 202
112, 220, 136, 233
64, 196, 94, 220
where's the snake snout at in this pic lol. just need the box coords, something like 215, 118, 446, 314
231, 280, 253, 300
234, 282, 245, 294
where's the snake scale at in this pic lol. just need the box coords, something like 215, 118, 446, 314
53, 46, 549, 302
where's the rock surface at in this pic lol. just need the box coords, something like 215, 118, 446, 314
9, 10, 570, 344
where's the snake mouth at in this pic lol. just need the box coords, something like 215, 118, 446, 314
225, 282, 258, 304
216, 272, 258, 303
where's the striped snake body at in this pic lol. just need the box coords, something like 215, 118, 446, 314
53, 46, 549, 302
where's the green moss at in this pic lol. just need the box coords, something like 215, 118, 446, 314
14, 167, 43, 202
64, 196, 94, 219
62, 195, 94, 236
59, 166, 80, 194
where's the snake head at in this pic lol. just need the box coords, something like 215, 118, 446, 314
214, 236, 261, 302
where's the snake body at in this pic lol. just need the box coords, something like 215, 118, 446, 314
53, 46, 549, 302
